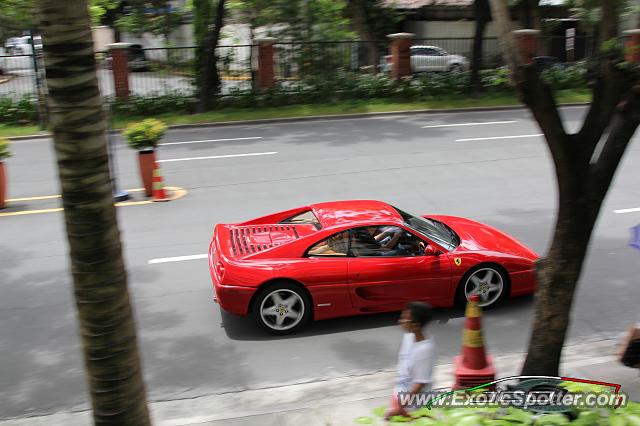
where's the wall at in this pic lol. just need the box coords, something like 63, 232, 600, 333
92, 26, 115, 52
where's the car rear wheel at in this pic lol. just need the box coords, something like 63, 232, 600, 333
449, 64, 464, 73
458, 266, 508, 308
252, 282, 311, 334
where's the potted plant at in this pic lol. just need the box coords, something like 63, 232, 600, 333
0, 138, 12, 209
122, 118, 167, 197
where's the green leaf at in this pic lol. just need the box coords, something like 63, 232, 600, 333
355, 416, 374, 425
389, 415, 411, 422
372, 406, 386, 418
533, 413, 570, 425
410, 408, 433, 418
625, 414, 640, 426
607, 414, 627, 426
411, 418, 440, 426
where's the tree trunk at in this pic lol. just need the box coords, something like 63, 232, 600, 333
196, 0, 226, 113
38, 1, 151, 424
489, 0, 640, 376
518, 0, 540, 30
471, 0, 490, 95
347, 0, 378, 71
521, 174, 598, 375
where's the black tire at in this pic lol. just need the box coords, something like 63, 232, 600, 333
448, 64, 464, 73
456, 265, 509, 309
251, 281, 312, 335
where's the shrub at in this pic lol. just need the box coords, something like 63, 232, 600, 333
0, 95, 38, 125
110, 91, 196, 116
541, 61, 588, 91
122, 118, 167, 150
0, 138, 12, 160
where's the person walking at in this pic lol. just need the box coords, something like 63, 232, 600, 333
386, 301, 435, 419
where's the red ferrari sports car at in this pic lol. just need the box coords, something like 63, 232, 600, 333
208, 200, 537, 334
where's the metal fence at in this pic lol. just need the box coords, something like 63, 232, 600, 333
0, 52, 41, 99
0, 36, 597, 105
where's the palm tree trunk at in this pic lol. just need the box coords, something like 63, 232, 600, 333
38, 1, 151, 424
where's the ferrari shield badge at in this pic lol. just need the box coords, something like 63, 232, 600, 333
454, 258, 462, 266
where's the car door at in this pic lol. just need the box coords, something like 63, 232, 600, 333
301, 230, 352, 319
424, 48, 447, 71
411, 48, 427, 72
347, 226, 452, 311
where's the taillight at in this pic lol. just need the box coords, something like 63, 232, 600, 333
216, 262, 225, 280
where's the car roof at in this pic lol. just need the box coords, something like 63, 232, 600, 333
310, 200, 404, 229
411, 45, 443, 49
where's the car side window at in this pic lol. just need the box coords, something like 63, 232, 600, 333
424, 48, 440, 56
307, 231, 350, 257
351, 226, 425, 258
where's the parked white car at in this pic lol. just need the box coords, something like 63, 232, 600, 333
383, 45, 469, 73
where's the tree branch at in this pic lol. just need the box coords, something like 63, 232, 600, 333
489, 0, 571, 179
600, 0, 620, 45
590, 89, 640, 200
578, 61, 627, 154
488, 0, 520, 72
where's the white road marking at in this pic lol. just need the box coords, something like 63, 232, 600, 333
613, 207, 640, 214
149, 254, 208, 264
159, 136, 262, 146
158, 151, 278, 163
456, 134, 543, 142
422, 120, 517, 129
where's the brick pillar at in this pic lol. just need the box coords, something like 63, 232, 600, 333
387, 33, 414, 80
624, 30, 640, 64
512, 29, 540, 65
108, 42, 131, 100
255, 37, 276, 90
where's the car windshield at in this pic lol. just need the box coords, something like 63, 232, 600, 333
392, 206, 459, 251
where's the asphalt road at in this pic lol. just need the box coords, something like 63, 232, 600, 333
2, 107, 639, 418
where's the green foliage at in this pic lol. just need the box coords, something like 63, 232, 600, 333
104, 65, 589, 119
228, 0, 355, 42
0, 138, 12, 160
540, 62, 587, 91
0, 96, 38, 125
355, 401, 640, 425
0, 0, 35, 40
111, 91, 196, 116
122, 118, 167, 150
89, 0, 120, 25
115, 0, 186, 43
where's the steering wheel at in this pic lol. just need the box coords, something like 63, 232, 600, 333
418, 241, 426, 253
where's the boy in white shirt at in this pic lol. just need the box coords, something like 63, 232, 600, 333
386, 301, 435, 419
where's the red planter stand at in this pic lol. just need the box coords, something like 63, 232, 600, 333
138, 150, 156, 197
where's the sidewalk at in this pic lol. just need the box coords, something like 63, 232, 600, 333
2, 338, 638, 426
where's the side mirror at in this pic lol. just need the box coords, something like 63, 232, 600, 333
424, 245, 442, 256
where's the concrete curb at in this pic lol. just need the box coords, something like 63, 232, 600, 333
7, 103, 590, 142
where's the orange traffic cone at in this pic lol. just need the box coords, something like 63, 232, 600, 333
453, 294, 496, 389
152, 162, 168, 202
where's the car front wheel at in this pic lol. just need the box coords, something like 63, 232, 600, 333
459, 266, 508, 308
252, 282, 311, 334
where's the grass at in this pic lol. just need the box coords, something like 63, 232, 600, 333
0, 123, 41, 138
5, 90, 591, 138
